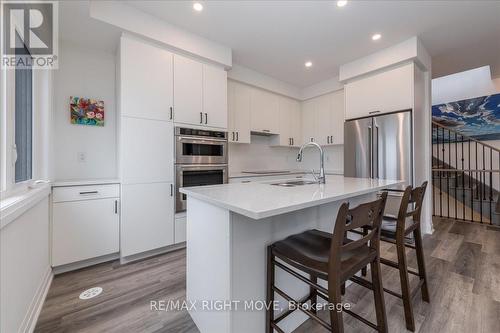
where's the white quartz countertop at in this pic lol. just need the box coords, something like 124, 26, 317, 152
180, 175, 403, 219
52, 179, 120, 187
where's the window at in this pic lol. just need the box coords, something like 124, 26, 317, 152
0, 34, 34, 194
14, 43, 33, 183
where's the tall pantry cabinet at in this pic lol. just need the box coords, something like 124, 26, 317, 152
118, 35, 175, 259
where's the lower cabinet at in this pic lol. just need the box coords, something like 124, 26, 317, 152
120, 182, 175, 257
175, 214, 187, 243
52, 184, 120, 267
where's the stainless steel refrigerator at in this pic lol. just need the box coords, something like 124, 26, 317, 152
344, 110, 412, 188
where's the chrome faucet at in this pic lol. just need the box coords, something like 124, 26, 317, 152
296, 142, 326, 184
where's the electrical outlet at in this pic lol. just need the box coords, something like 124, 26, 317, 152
77, 152, 87, 163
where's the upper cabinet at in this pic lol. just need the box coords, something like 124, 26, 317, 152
228, 80, 251, 144
173, 54, 227, 129
173, 55, 203, 125
203, 64, 227, 128
276, 96, 301, 147
301, 90, 344, 146
250, 88, 279, 134
120, 37, 174, 121
344, 63, 414, 120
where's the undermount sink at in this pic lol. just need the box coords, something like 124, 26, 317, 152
270, 180, 318, 187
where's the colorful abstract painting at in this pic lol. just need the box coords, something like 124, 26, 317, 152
432, 93, 500, 141
70, 96, 104, 126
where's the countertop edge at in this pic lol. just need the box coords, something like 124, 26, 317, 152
181, 179, 404, 220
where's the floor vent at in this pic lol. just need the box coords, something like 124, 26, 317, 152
79, 287, 103, 300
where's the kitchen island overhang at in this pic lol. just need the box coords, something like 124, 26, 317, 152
180, 175, 403, 333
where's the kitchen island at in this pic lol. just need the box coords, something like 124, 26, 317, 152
180, 175, 402, 333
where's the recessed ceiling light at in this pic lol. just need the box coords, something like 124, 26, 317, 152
305, 61, 313, 68
337, 1, 348, 7
193, 2, 203, 11
372, 33, 382, 41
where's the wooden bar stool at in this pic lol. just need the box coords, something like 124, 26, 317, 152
266, 192, 388, 333
352, 182, 430, 332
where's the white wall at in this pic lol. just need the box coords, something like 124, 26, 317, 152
229, 135, 343, 174
494, 77, 500, 91
53, 42, 117, 181
228, 64, 302, 100
0, 197, 52, 333
432, 66, 497, 105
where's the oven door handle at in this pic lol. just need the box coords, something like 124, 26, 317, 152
177, 136, 228, 143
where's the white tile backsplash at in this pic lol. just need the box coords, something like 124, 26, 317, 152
228, 135, 343, 174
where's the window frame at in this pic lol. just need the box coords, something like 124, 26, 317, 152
0, 53, 35, 197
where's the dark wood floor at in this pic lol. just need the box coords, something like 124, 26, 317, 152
35, 217, 500, 333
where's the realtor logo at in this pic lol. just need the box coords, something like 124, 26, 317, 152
1, 0, 58, 69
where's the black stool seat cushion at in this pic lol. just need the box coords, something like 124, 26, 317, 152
272, 229, 376, 279
381, 215, 417, 239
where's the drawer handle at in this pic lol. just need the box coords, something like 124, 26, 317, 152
369, 110, 381, 114
79, 191, 98, 195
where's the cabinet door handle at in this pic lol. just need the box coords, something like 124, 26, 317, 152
330, 135, 333, 143
292, 138, 294, 145
232, 132, 235, 141
327, 136, 330, 144
236, 132, 239, 141
205, 113, 208, 124
169, 106, 173, 120
79, 191, 98, 195
369, 110, 381, 114
200, 112, 203, 124
310, 137, 314, 142
170, 184, 173, 196
289, 138, 291, 145
114, 200, 118, 214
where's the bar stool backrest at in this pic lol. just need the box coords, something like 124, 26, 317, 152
396, 181, 428, 230
329, 192, 388, 267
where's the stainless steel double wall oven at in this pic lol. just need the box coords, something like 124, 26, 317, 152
175, 127, 228, 212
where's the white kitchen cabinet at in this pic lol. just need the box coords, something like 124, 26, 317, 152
52, 185, 120, 267
121, 182, 175, 257
345, 63, 414, 120
276, 96, 301, 146
301, 98, 318, 143
203, 64, 227, 128
250, 87, 279, 134
120, 36, 173, 121
120, 117, 174, 184
228, 80, 251, 143
175, 215, 187, 243
330, 90, 344, 145
316, 94, 332, 146
301, 90, 345, 146
173, 54, 204, 126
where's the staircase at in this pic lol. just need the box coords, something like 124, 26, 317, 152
432, 121, 500, 225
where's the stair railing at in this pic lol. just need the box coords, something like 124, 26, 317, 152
432, 121, 500, 225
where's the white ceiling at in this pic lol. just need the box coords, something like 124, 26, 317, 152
60, 1, 500, 87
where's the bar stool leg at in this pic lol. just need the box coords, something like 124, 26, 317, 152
266, 246, 275, 333
414, 227, 430, 303
327, 281, 344, 333
310, 274, 318, 315
396, 237, 415, 331
370, 258, 388, 333
361, 227, 368, 277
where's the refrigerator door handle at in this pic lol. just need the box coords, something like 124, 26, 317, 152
375, 125, 379, 179
368, 126, 373, 178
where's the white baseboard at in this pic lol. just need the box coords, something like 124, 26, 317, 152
120, 242, 186, 265
21, 266, 53, 333
52, 253, 120, 275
